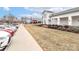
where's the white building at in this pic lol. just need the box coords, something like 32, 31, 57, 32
42, 10, 54, 25
42, 7, 79, 26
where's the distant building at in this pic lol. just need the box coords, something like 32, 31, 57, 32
21, 16, 32, 24
3, 13, 16, 23
0, 13, 22, 24
31, 18, 42, 24
32, 20, 37, 24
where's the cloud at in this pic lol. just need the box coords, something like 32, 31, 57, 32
24, 7, 50, 13
3, 7, 10, 11
19, 14, 32, 18
32, 13, 42, 18
20, 7, 73, 19
24, 7, 72, 13
48, 7, 73, 13
18, 12, 42, 20
19, 13, 42, 18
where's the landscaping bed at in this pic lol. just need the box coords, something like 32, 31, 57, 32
38, 24, 79, 34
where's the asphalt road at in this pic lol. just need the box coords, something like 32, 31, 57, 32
5, 24, 42, 51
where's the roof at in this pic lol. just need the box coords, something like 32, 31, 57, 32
42, 10, 54, 14
54, 7, 79, 16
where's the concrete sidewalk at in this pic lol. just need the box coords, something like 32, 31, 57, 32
5, 24, 42, 51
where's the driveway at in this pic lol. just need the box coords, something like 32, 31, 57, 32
5, 24, 42, 51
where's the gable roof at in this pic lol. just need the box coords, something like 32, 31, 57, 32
42, 10, 54, 14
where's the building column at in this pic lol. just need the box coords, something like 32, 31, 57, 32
42, 13, 43, 24
68, 16, 72, 26
51, 18, 53, 25
57, 18, 60, 25
42, 18, 44, 24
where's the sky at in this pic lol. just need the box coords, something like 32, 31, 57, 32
0, 7, 73, 19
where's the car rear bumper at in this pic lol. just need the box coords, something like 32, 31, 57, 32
0, 37, 11, 51
0, 46, 6, 51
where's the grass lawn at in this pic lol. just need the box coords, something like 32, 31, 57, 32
24, 24, 79, 51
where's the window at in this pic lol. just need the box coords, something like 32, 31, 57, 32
49, 19, 51, 22
54, 18, 57, 20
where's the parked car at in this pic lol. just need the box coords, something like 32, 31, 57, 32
12, 24, 19, 28
0, 25, 5, 30
0, 31, 11, 51
5, 25, 17, 32
0, 24, 18, 51
3, 29, 14, 37
10, 24, 18, 31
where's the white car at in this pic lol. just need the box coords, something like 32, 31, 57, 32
5, 25, 18, 32
0, 31, 11, 51
0, 25, 5, 30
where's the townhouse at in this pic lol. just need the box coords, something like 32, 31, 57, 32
42, 7, 79, 26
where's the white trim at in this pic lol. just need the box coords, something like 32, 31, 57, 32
57, 18, 60, 25
68, 16, 72, 26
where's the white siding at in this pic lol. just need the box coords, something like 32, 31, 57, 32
51, 11, 79, 26
43, 10, 79, 26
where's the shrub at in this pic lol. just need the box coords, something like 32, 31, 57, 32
48, 25, 52, 28
68, 26, 74, 32
54, 25, 58, 29
57, 25, 62, 30
61, 26, 66, 31
42, 24, 48, 28
61, 25, 69, 31
64, 25, 69, 28
71, 26, 79, 33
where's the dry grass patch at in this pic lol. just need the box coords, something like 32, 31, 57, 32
24, 24, 79, 51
